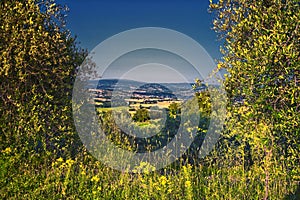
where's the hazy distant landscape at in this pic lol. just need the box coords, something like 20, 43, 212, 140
88, 79, 205, 109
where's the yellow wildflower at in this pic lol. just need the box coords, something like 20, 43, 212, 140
159, 175, 168, 186
91, 176, 100, 182
185, 180, 191, 188
66, 159, 74, 166
2, 147, 11, 154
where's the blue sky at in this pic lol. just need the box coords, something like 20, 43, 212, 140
56, 0, 223, 82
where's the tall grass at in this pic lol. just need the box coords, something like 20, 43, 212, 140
1, 144, 299, 199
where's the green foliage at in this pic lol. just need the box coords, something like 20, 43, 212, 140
133, 108, 150, 123
193, 79, 212, 118
209, 0, 300, 198
168, 102, 181, 118
1, 0, 299, 199
0, 0, 85, 193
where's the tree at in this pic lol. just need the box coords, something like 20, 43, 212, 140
133, 108, 150, 123
168, 102, 181, 119
210, 0, 299, 198
0, 0, 85, 158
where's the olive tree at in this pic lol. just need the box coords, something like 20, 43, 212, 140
209, 0, 299, 198
0, 0, 85, 158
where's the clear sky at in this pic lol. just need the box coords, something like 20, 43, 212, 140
56, 0, 223, 83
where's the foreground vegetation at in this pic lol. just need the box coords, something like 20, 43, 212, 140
1, 0, 299, 199
2, 147, 298, 199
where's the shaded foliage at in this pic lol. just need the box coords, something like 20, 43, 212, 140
132, 108, 150, 123
0, 0, 85, 160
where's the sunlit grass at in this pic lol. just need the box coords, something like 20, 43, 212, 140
1, 144, 299, 199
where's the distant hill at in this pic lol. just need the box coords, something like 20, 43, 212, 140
88, 79, 207, 100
